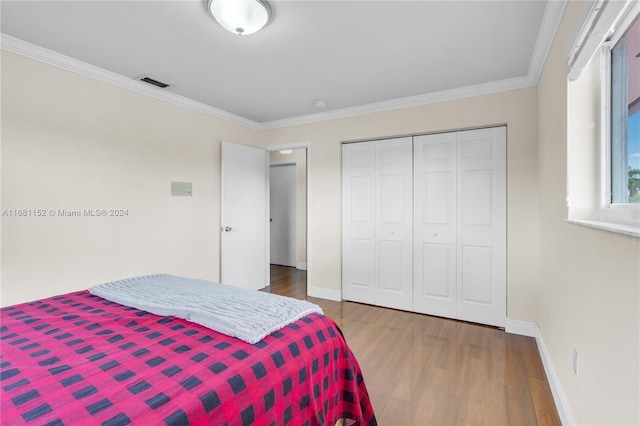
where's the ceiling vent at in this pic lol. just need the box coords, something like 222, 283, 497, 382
136, 76, 170, 88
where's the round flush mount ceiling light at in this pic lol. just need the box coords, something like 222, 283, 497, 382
208, 0, 271, 36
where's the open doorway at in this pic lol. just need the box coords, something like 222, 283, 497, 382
270, 162, 298, 268
267, 143, 311, 299
268, 148, 307, 274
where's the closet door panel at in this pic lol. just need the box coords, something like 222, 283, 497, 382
456, 127, 506, 327
342, 137, 412, 310
424, 172, 453, 224
342, 143, 376, 304
375, 137, 413, 310
414, 243, 456, 317
346, 239, 374, 288
461, 170, 493, 227
378, 241, 405, 291
460, 244, 494, 304
413, 133, 457, 317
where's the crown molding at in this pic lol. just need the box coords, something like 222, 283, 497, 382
2, 0, 566, 132
528, 0, 568, 85
0, 34, 263, 131
261, 75, 535, 129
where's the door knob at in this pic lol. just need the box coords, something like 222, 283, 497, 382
221, 226, 233, 232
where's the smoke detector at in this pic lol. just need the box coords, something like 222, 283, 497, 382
314, 99, 328, 108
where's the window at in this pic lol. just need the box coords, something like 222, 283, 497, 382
566, 1, 639, 235
609, 14, 640, 205
597, 5, 640, 231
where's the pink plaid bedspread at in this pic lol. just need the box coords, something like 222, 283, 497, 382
0, 291, 376, 425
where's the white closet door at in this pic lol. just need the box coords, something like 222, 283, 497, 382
413, 126, 506, 327
342, 137, 413, 310
456, 127, 506, 327
374, 138, 413, 310
344, 128, 505, 326
342, 142, 376, 304
413, 132, 457, 317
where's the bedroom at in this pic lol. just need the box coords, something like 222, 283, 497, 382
1, 0, 639, 425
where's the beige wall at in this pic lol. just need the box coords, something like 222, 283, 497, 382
536, 1, 640, 424
1, 51, 261, 306
269, 149, 307, 265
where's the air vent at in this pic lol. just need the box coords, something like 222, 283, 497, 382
137, 76, 170, 88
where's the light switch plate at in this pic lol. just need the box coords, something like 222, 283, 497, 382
171, 181, 192, 197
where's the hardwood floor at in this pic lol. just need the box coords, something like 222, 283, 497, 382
266, 265, 561, 426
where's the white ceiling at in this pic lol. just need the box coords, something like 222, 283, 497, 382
0, 1, 561, 128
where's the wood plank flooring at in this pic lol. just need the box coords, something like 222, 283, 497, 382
266, 265, 561, 426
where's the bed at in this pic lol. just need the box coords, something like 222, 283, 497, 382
0, 275, 376, 425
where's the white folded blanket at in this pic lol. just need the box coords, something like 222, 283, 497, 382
89, 274, 323, 344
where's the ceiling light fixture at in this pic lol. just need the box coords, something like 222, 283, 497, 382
208, 0, 271, 36
279, 149, 293, 155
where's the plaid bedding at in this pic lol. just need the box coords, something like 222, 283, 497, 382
0, 291, 377, 425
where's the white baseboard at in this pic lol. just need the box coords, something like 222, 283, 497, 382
296, 262, 307, 271
505, 318, 537, 337
507, 318, 575, 425
534, 324, 575, 426
307, 286, 341, 302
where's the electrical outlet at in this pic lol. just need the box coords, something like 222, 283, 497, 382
572, 347, 579, 376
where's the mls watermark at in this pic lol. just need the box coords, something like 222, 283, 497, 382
2, 209, 129, 217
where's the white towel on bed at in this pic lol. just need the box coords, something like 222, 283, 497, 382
89, 274, 323, 344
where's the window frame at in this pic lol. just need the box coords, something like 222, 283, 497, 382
599, 4, 640, 227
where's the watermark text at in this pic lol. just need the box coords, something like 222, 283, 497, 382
2, 208, 129, 218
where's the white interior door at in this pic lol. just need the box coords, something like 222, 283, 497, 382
221, 141, 268, 290
269, 163, 297, 267
342, 137, 413, 311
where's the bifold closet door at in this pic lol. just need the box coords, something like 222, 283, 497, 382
413, 132, 458, 319
414, 126, 506, 327
342, 137, 413, 311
